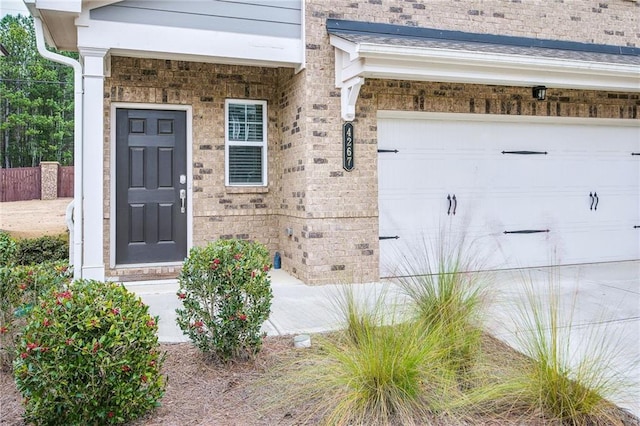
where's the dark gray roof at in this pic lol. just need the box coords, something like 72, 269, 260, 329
327, 20, 640, 66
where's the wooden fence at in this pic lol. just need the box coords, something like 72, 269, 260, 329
0, 167, 42, 202
1, 165, 74, 202
58, 166, 74, 198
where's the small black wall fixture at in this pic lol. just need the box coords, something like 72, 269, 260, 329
532, 86, 547, 101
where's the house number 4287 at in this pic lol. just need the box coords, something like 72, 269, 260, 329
343, 122, 355, 172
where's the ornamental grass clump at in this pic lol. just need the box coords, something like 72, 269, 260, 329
176, 239, 273, 362
394, 231, 488, 378
504, 274, 635, 425
274, 288, 454, 426
13, 279, 166, 425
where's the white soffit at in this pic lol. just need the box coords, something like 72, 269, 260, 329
329, 23, 640, 121
76, 19, 303, 68
29, 1, 304, 68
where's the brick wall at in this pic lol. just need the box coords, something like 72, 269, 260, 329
103, 58, 287, 279
307, 0, 638, 46
294, 0, 639, 284
100, 1, 638, 283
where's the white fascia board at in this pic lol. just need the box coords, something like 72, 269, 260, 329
356, 43, 640, 92
362, 57, 640, 92
77, 19, 303, 68
84, 0, 121, 9
36, 0, 81, 13
360, 58, 632, 90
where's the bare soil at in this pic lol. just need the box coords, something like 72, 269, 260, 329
0, 198, 72, 239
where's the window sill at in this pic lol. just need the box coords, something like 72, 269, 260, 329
225, 186, 269, 194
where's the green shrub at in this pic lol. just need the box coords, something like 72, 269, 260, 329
13, 279, 166, 425
15, 234, 69, 265
0, 261, 71, 368
176, 239, 273, 362
0, 231, 18, 266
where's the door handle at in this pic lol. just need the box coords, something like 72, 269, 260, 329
452, 194, 457, 215
589, 192, 594, 210
593, 192, 598, 211
179, 189, 186, 213
447, 194, 452, 215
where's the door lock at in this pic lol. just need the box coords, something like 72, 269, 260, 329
179, 189, 186, 213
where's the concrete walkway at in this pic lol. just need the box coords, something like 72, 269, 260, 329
125, 260, 639, 417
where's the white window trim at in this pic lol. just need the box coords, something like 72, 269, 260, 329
225, 99, 268, 187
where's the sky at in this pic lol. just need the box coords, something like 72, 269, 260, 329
1, 0, 29, 18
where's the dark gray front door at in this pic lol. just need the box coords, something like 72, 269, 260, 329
116, 109, 187, 264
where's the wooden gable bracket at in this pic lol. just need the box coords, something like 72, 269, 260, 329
331, 35, 365, 122
340, 77, 364, 122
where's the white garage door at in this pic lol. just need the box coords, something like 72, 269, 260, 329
378, 112, 640, 277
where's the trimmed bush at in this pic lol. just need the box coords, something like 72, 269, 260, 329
0, 261, 71, 368
0, 231, 18, 266
176, 239, 273, 362
13, 280, 166, 425
15, 235, 68, 266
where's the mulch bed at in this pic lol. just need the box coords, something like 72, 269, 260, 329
1, 335, 638, 425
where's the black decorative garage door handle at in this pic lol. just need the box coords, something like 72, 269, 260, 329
447, 194, 457, 215
502, 150, 548, 155
379, 236, 400, 240
378, 149, 399, 153
503, 229, 550, 234
589, 192, 599, 211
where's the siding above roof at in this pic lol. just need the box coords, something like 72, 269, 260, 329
90, 0, 302, 39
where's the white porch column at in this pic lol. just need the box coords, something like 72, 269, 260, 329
79, 47, 107, 281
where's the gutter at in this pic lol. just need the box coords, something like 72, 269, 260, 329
33, 17, 83, 280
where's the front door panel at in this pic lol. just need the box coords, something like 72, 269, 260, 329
116, 109, 187, 264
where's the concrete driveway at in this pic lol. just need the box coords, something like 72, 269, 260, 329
127, 260, 639, 417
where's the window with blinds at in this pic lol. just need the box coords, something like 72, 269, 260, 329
225, 99, 267, 186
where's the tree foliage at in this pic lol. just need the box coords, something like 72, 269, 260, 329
0, 14, 76, 168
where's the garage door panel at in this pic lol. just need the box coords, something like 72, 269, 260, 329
379, 223, 501, 276
378, 115, 639, 277
379, 153, 486, 190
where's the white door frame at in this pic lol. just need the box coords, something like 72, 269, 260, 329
109, 102, 194, 269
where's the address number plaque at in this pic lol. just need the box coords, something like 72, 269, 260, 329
343, 122, 354, 172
